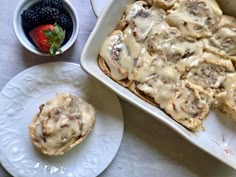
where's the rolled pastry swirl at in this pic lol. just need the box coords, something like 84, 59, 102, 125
100, 28, 143, 82
100, 30, 128, 81
166, 0, 222, 38
215, 73, 236, 121
186, 53, 235, 90
29, 92, 95, 156
165, 81, 214, 130
98, 0, 233, 131
125, 1, 166, 42
132, 52, 181, 109
203, 15, 236, 60
145, 21, 204, 73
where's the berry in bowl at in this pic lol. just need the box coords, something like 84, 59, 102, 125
13, 0, 79, 56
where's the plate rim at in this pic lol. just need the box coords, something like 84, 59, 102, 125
0, 61, 124, 177
90, 0, 112, 18
90, 0, 99, 17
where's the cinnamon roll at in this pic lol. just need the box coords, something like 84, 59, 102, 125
99, 30, 128, 81
29, 92, 95, 156
125, 1, 166, 42
215, 73, 236, 121
186, 53, 235, 90
145, 21, 204, 73
99, 29, 142, 87
166, 0, 222, 38
131, 52, 181, 109
203, 15, 236, 60
165, 81, 214, 130
98, 0, 236, 131
129, 49, 169, 83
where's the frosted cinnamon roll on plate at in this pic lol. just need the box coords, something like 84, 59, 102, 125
203, 15, 236, 60
186, 52, 235, 90
165, 81, 214, 130
29, 92, 96, 156
166, 0, 222, 38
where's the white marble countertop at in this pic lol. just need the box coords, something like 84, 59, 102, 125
1, 0, 236, 176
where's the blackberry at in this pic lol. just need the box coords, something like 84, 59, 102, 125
21, 5, 42, 28
32, 5, 42, 13
42, 0, 63, 10
56, 14, 73, 30
39, 6, 59, 24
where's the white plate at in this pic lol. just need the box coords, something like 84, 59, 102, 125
90, 0, 111, 17
81, 0, 236, 170
0, 62, 124, 177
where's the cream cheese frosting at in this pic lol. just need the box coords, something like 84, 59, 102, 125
99, 0, 236, 130
29, 92, 95, 155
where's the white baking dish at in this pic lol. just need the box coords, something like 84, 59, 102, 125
81, 0, 236, 170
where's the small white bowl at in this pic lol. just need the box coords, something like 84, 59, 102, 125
13, 0, 79, 56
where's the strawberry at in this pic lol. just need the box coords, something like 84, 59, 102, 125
29, 23, 65, 55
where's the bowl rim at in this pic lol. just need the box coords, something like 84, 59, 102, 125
13, 0, 80, 56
